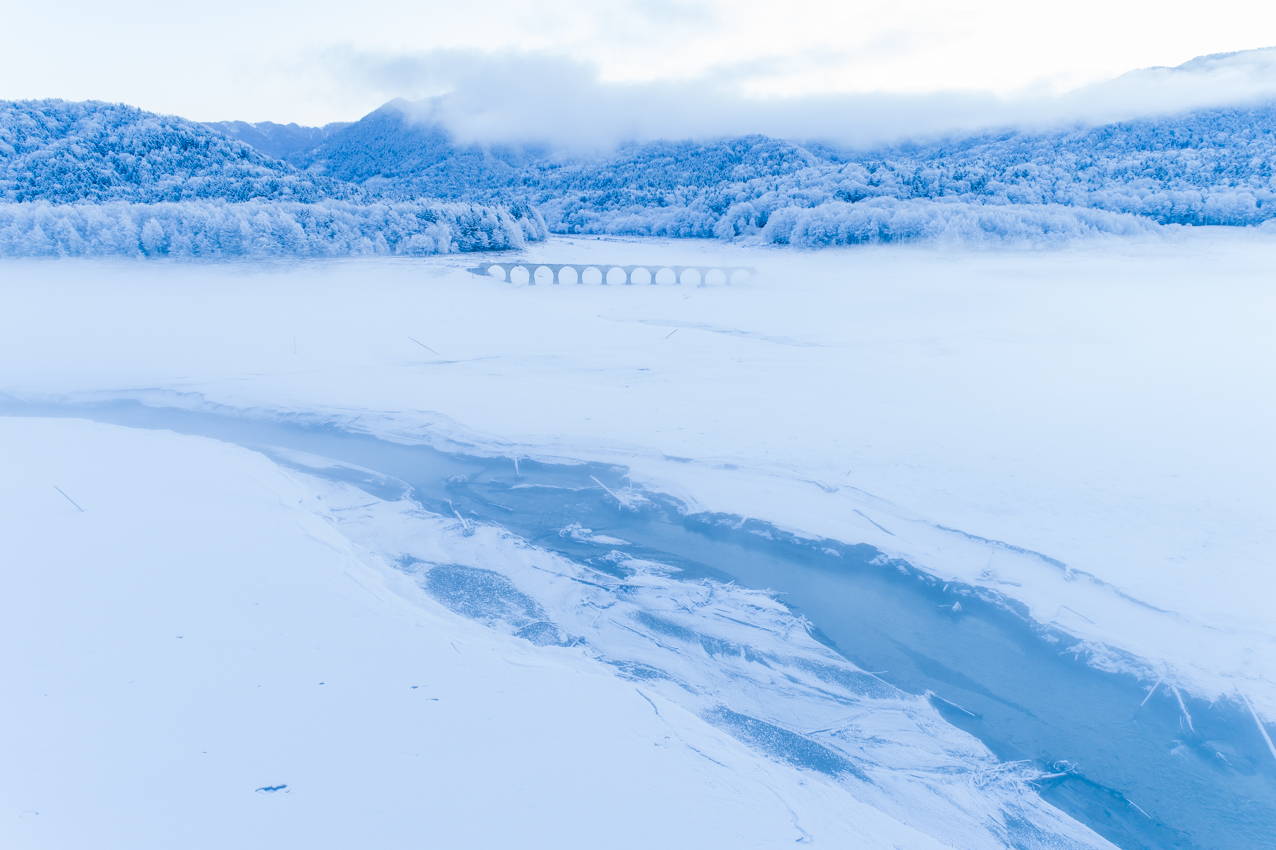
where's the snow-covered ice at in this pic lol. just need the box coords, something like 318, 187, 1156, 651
0, 417, 959, 848
1, 230, 1270, 715
1, 227, 1273, 847
1, 417, 1109, 849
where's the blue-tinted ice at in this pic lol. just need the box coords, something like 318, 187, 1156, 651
4, 394, 1273, 850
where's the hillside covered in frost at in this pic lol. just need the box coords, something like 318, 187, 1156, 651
5, 89, 1276, 256
0, 100, 356, 204
543, 103, 1276, 234
0, 100, 546, 257
260, 98, 1276, 243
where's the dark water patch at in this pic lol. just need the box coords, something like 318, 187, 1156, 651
3, 395, 1274, 850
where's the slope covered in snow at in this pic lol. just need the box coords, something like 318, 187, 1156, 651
0, 101, 548, 257
9, 48, 1276, 259
283, 99, 543, 198
203, 119, 351, 162
262, 83, 1276, 240
0, 100, 352, 204
530, 101, 1276, 235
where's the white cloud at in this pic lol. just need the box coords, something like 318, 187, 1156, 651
322, 47, 1276, 150
1, 0, 1274, 131
1050, 48, 1276, 123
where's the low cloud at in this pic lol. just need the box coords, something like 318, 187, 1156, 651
321, 46, 1276, 150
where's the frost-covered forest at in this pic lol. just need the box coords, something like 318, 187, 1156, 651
0, 100, 544, 256
3, 95, 1276, 256
271, 98, 1276, 240
0, 100, 353, 204
0, 199, 547, 258
526, 103, 1276, 236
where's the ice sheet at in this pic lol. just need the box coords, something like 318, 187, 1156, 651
0, 229, 1272, 723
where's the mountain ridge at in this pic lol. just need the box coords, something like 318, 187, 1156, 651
0, 99, 360, 204
5, 92, 1275, 252
201, 119, 352, 161
206, 95, 1276, 230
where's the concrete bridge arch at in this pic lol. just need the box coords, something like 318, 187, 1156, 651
469, 262, 757, 286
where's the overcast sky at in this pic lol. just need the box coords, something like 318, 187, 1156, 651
3, 0, 1276, 144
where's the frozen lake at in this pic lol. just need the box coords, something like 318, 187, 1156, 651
2, 229, 1274, 848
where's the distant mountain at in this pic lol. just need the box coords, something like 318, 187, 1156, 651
268, 99, 819, 205
217, 96, 1276, 233
203, 119, 351, 161
283, 99, 544, 198
7, 92, 1275, 253
848, 102, 1276, 222
0, 99, 358, 204
526, 102, 1276, 232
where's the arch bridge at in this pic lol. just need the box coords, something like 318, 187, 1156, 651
467, 262, 757, 286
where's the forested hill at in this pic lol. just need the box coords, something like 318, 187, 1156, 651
274, 99, 547, 197
245, 97, 1276, 233
0, 100, 547, 258
202, 119, 350, 162
8, 96, 1275, 231
5, 95, 1275, 253
541, 101, 1276, 232
0, 99, 358, 204
836, 103, 1276, 225
263, 99, 823, 203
